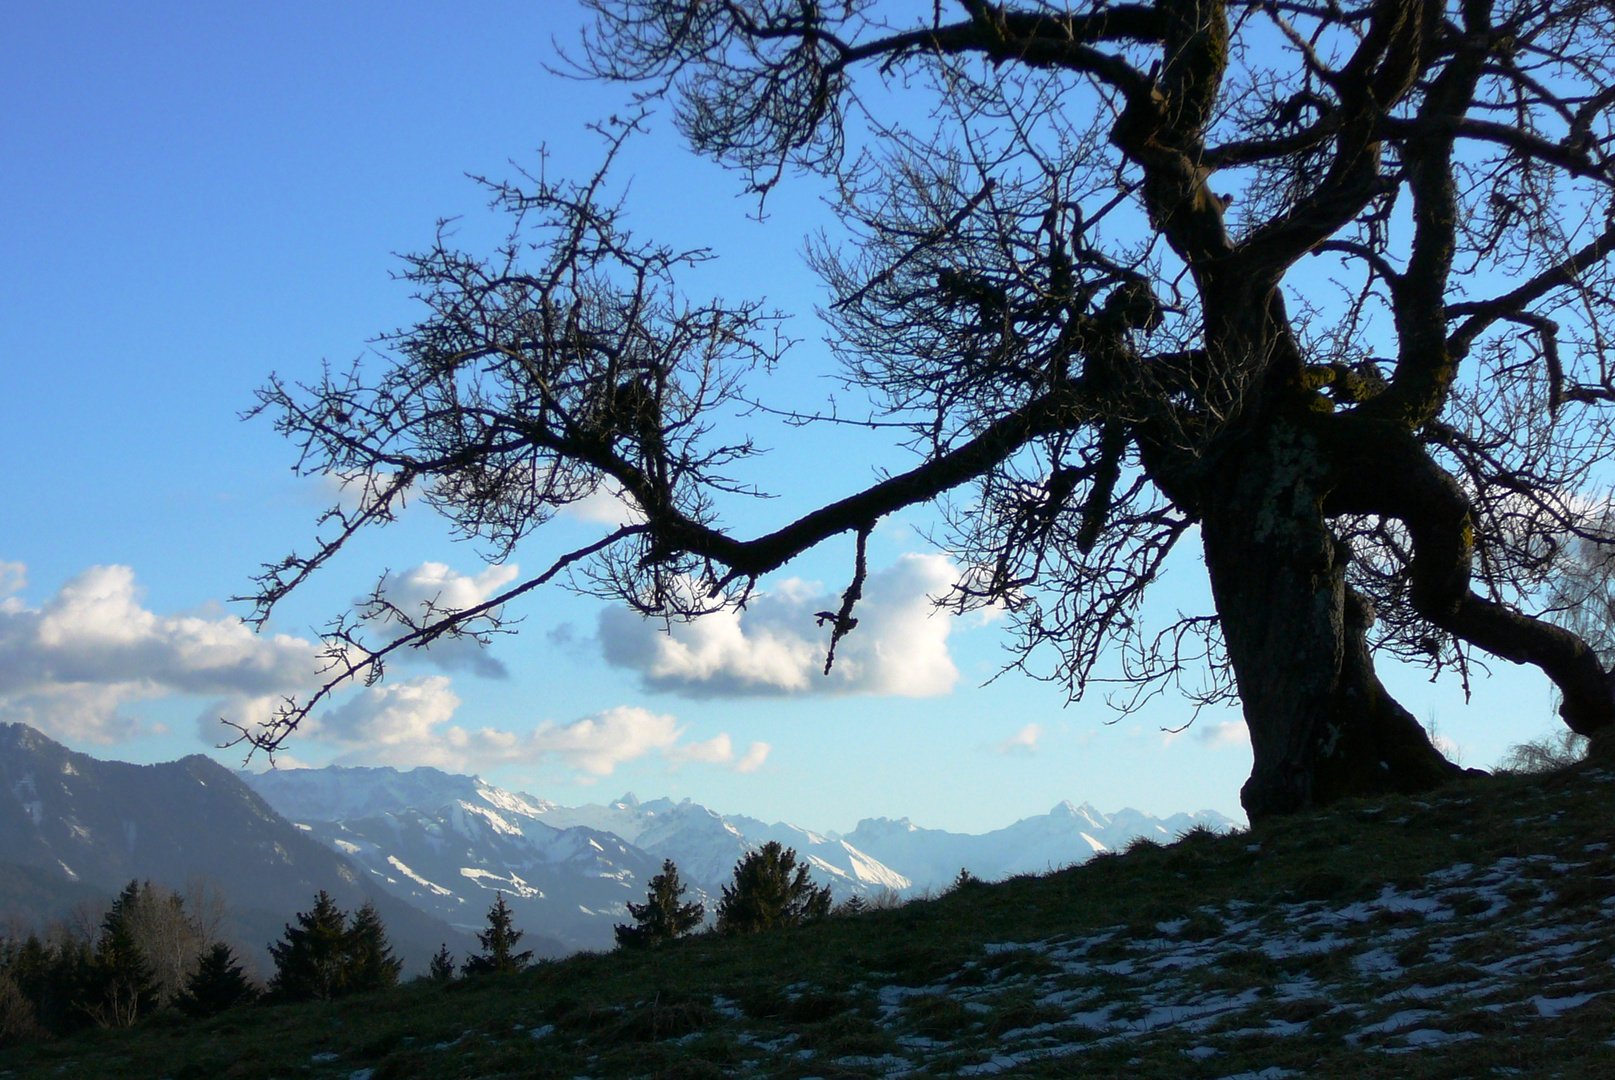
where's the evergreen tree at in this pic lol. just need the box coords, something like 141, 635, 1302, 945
614, 859, 704, 949
342, 900, 402, 993
78, 881, 159, 1028
427, 944, 456, 983
833, 895, 868, 917
9, 931, 90, 1036
267, 891, 349, 1002
715, 843, 831, 935
461, 893, 531, 976
173, 942, 258, 1018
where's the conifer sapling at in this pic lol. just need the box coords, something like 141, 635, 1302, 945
427, 943, 456, 983
462, 893, 532, 976
614, 859, 705, 949
174, 942, 259, 1018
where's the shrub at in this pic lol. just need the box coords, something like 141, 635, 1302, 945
0, 972, 42, 1047
1497, 730, 1589, 774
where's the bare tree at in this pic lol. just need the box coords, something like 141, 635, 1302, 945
61, 899, 107, 949
245, 0, 1615, 820
182, 876, 230, 954
121, 882, 207, 1007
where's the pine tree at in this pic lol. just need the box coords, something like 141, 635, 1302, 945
78, 881, 159, 1028
174, 942, 258, 1018
833, 895, 868, 916
267, 891, 349, 1002
461, 893, 532, 976
614, 859, 704, 949
9, 931, 89, 1036
426, 944, 456, 983
715, 842, 831, 935
342, 900, 402, 993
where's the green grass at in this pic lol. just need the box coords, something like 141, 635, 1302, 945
7, 761, 1615, 1079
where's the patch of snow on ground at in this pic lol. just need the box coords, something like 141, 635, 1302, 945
1533, 991, 1599, 1017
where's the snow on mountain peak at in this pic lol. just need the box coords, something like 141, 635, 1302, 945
239, 759, 1238, 955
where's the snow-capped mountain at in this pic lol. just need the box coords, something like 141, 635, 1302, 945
843, 801, 1241, 888
243, 769, 913, 951
243, 765, 1237, 955
538, 795, 913, 896
246, 767, 657, 951
240, 764, 556, 823
295, 805, 660, 952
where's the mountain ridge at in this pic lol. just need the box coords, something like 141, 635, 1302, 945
0, 724, 489, 972
240, 763, 1238, 952
0, 729, 1238, 963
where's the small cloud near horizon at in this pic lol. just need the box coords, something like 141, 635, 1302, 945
208, 679, 770, 782
991, 723, 1043, 756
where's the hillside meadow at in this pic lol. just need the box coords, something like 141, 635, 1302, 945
5, 759, 1615, 1080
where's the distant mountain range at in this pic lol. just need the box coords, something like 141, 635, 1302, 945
240, 769, 917, 952
241, 764, 1239, 951
0, 724, 488, 973
0, 724, 1239, 962
842, 801, 1238, 886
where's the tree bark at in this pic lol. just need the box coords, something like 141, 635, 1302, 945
1201, 419, 1463, 820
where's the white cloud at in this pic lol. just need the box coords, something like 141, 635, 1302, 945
3, 560, 771, 785
665, 733, 774, 773
274, 680, 754, 779
1197, 720, 1250, 749
315, 675, 464, 748
991, 723, 1043, 756
735, 741, 771, 773
366, 562, 521, 676
1431, 734, 1463, 764
560, 482, 646, 527
521, 705, 684, 776
0, 564, 324, 743
598, 553, 960, 699
0, 562, 25, 603
244, 753, 316, 773
668, 731, 735, 765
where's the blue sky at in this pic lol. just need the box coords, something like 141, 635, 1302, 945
0, 1, 1569, 834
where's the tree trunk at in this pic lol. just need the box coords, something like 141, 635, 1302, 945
1200, 420, 1463, 820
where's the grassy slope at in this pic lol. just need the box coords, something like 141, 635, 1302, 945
6, 762, 1615, 1080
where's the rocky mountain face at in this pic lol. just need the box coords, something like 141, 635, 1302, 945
0, 724, 482, 972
